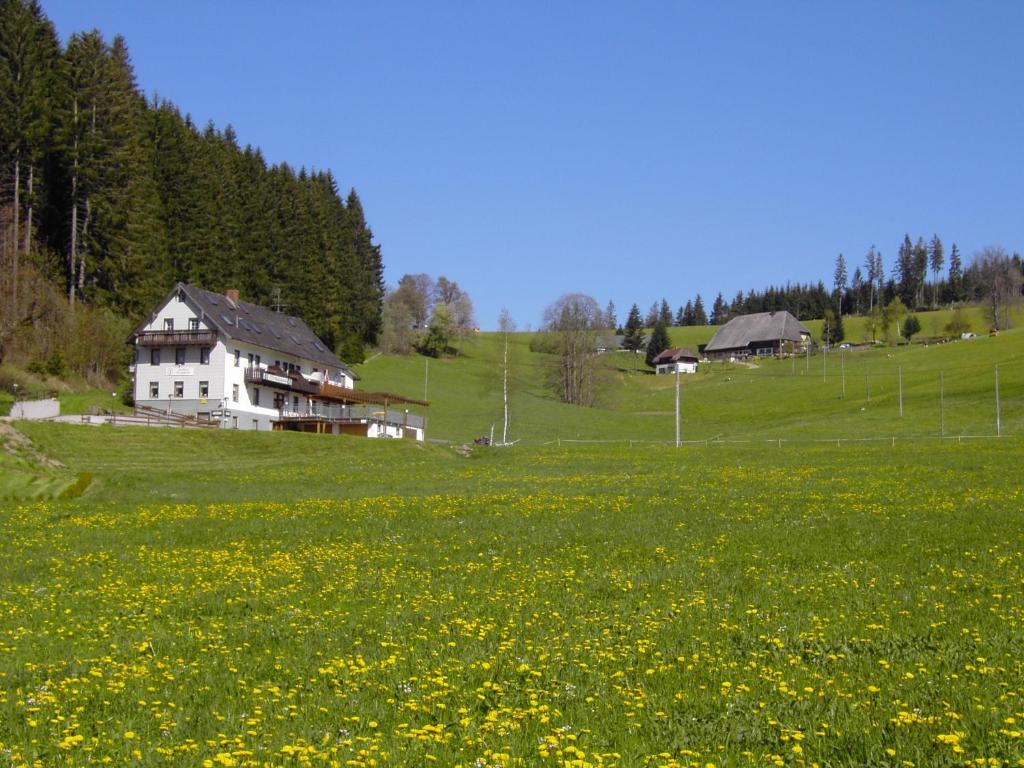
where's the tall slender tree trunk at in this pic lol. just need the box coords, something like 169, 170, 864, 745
78, 196, 91, 297
23, 164, 33, 255
69, 97, 80, 305
12, 159, 20, 309
69, 164, 78, 305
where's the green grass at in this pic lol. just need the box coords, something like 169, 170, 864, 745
354, 319, 1023, 444
0, 425, 1022, 766
57, 386, 133, 416
1, 307, 1022, 766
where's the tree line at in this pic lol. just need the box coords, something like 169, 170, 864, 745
0, 0, 384, 373
612, 235, 1021, 338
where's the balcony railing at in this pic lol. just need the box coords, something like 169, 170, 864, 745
136, 329, 217, 347
245, 366, 319, 394
278, 403, 425, 430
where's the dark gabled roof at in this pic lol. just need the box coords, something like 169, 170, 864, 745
596, 334, 648, 350
133, 283, 356, 378
705, 311, 810, 352
653, 347, 699, 364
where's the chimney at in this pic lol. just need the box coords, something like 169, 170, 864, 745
226, 289, 240, 302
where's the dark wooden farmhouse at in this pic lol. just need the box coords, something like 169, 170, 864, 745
704, 311, 811, 360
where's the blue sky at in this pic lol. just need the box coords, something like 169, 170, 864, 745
44, 2, 1023, 329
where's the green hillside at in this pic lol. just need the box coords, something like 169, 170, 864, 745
354, 309, 1022, 444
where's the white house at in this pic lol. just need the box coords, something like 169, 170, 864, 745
652, 347, 700, 375
128, 284, 427, 439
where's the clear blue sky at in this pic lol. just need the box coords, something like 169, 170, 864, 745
44, 2, 1023, 329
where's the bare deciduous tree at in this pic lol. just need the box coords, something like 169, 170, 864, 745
541, 293, 604, 406
968, 246, 1022, 331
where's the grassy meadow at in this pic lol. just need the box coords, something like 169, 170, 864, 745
1, 307, 1023, 767
354, 317, 1022, 445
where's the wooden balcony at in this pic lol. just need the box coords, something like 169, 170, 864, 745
245, 366, 319, 394
135, 329, 218, 347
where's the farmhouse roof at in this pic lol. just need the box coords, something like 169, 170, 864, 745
132, 283, 356, 378
596, 334, 648, 351
705, 311, 810, 352
653, 347, 699, 364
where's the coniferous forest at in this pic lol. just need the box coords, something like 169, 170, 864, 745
0, 0, 384, 376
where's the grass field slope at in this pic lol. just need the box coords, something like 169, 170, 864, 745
0, 305, 1021, 766
355, 313, 1022, 445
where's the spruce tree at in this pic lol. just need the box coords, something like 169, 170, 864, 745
833, 253, 847, 315
693, 294, 707, 325
0, 0, 61, 305
929, 235, 944, 308
948, 243, 963, 302
658, 298, 672, 327
645, 320, 670, 368
681, 300, 694, 326
622, 303, 644, 354
710, 292, 727, 325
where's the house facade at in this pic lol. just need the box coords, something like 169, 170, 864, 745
128, 284, 426, 438
652, 347, 699, 374
704, 311, 812, 360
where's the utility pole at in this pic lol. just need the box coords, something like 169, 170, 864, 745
841, 348, 846, 398
995, 364, 1001, 437
674, 367, 681, 448
898, 366, 903, 417
939, 371, 945, 437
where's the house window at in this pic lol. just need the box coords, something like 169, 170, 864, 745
232, 416, 238, 429
199, 380, 209, 398
255, 355, 261, 367
150, 348, 161, 366
164, 318, 174, 331
234, 349, 241, 367
292, 395, 299, 410
252, 419, 259, 431
149, 382, 159, 398
232, 384, 239, 403
247, 353, 254, 368
174, 381, 184, 398
188, 318, 199, 331
175, 347, 186, 365
253, 388, 260, 407
200, 347, 210, 365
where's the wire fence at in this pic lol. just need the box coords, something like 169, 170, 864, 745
541, 433, 1017, 448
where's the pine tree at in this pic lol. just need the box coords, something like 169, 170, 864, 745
929, 234, 944, 308
644, 302, 658, 327
673, 305, 685, 327
645, 320, 670, 368
865, 246, 879, 313
657, 298, 672, 327
912, 237, 928, 308
948, 243, 963, 302
850, 266, 864, 315
710, 292, 727, 325
833, 253, 847, 315
0, 0, 61, 307
622, 303, 644, 354
693, 294, 707, 325
895, 234, 915, 308
681, 300, 694, 326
